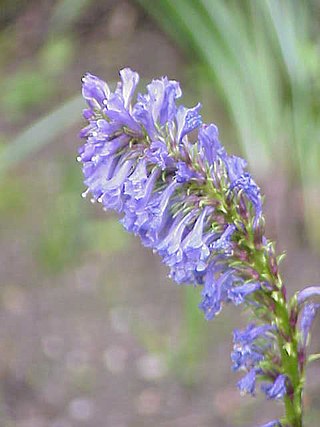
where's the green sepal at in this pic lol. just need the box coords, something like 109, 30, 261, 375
277, 252, 287, 265
307, 353, 320, 363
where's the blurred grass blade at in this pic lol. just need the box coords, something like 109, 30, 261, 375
49, 0, 93, 34
138, 0, 272, 171
263, 0, 308, 82
0, 95, 83, 174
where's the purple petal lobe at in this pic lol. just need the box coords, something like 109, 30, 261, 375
297, 285, 320, 304
237, 368, 256, 395
228, 282, 260, 305
119, 68, 139, 109
300, 302, 320, 345
198, 124, 225, 164
176, 103, 202, 141
262, 375, 287, 400
82, 73, 110, 110
229, 172, 262, 219
259, 421, 282, 427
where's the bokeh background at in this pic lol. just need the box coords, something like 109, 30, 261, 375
1, 1, 320, 426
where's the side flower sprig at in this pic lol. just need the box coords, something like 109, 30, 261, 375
78, 68, 319, 427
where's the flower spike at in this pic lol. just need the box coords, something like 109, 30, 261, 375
79, 68, 315, 427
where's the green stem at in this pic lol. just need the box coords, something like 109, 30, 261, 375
222, 164, 305, 426
274, 284, 304, 427
251, 245, 304, 427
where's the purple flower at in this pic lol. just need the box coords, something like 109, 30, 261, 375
228, 282, 261, 305
198, 124, 225, 165
231, 323, 273, 372
118, 67, 139, 109
237, 368, 257, 395
210, 224, 236, 254
229, 172, 262, 219
233, 324, 273, 345
225, 155, 247, 182
262, 375, 287, 400
80, 68, 265, 324
297, 285, 320, 304
136, 181, 180, 247
146, 140, 172, 169
181, 208, 210, 267
97, 157, 135, 212
199, 269, 234, 319
133, 77, 181, 138
156, 211, 196, 267
176, 103, 202, 142
81, 73, 110, 110
176, 161, 202, 183
147, 77, 181, 126
259, 421, 282, 427
231, 345, 264, 372
124, 158, 148, 199
300, 303, 320, 345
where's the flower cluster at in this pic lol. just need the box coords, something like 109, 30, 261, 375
79, 68, 263, 313
79, 69, 319, 427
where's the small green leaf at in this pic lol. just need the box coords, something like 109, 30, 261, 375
307, 353, 320, 363
284, 342, 293, 357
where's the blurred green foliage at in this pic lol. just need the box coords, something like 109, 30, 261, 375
0, 95, 83, 174
1, 37, 74, 121
37, 161, 131, 274
2, 69, 54, 119
84, 219, 131, 254
37, 191, 85, 273
49, 0, 93, 35
0, 175, 27, 221
40, 37, 74, 75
